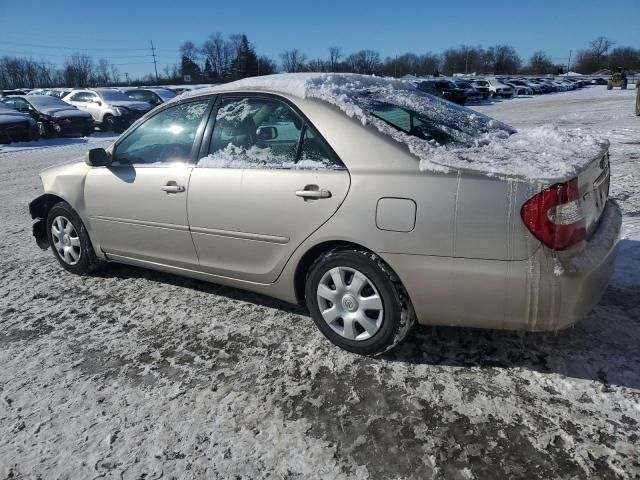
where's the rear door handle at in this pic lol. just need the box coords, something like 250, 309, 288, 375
161, 183, 185, 193
295, 189, 331, 199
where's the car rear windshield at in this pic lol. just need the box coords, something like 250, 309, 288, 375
354, 89, 514, 147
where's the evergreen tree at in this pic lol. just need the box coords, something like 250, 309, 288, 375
230, 34, 259, 80
180, 55, 201, 81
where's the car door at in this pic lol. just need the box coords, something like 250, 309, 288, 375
65, 91, 88, 109
84, 98, 211, 269
84, 92, 104, 121
187, 94, 350, 284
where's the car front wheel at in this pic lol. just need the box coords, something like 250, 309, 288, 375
305, 249, 415, 355
46, 202, 100, 275
102, 114, 115, 132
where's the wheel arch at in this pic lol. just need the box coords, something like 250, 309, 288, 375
29, 193, 68, 249
292, 240, 412, 308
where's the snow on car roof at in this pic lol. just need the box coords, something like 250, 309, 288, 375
184, 73, 608, 182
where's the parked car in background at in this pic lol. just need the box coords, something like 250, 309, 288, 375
482, 78, 515, 98
63, 89, 151, 133
506, 82, 533, 96
459, 80, 490, 99
453, 81, 485, 102
0, 101, 37, 144
28, 73, 620, 355
591, 77, 608, 85
2, 95, 94, 138
533, 79, 557, 93
508, 79, 540, 94
412, 80, 468, 105
121, 88, 177, 107
1, 89, 28, 97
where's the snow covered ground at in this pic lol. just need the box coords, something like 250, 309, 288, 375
0, 86, 639, 479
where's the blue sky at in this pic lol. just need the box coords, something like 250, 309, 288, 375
0, 0, 638, 79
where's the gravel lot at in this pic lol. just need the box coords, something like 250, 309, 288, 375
1, 87, 639, 479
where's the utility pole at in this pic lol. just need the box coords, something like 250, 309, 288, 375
150, 40, 159, 83
566, 50, 572, 76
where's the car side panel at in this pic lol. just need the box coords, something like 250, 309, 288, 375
187, 168, 350, 283
84, 164, 199, 269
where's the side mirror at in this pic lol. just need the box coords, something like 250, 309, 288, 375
86, 148, 111, 167
91, 99, 102, 106
257, 126, 277, 141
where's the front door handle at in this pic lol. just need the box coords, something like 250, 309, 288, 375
295, 189, 332, 199
161, 183, 185, 193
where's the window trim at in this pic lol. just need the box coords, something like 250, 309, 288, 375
198, 92, 345, 170
111, 96, 215, 167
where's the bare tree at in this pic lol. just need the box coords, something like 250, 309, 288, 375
523, 51, 555, 75
349, 50, 381, 74
280, 49, 307, 73
201, 32, 228, 78
96, 58, 110, 86
589, 36, 614, 58
63, 53, 93, 87
179, 41, 199, 63
328, 46, 342, 72
489, 45, 521, 74
110, 64, 120, 84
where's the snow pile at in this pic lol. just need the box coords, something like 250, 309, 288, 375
189, 73, 608, 182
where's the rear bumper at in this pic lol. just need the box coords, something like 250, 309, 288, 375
548, 200, 622, 329
379, 201, 621, 331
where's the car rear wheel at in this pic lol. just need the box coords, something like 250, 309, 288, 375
46, 202, 101, 275
305, 249, 415, 355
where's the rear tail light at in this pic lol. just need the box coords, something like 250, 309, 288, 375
520, 178, 586, 250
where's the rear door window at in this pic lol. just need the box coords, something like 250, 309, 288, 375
199, 96, 343, 170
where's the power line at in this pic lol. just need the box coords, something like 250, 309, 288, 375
0, 40, 151, 51
0, 50, 155, 59
150, 40, 159, 82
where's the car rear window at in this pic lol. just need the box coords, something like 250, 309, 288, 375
354, 90, 514, 147
97, 90, 130, 102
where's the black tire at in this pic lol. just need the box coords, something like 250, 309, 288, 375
46, 201, 101, 275
102, 114, 115, 132
304, 249, 415, 355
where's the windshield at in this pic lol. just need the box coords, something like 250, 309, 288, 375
153, 89, 177, 101
25, 95, 70, 109
474, 80, 489, 86
97, 90, 131, 102
354, 89, 514, 147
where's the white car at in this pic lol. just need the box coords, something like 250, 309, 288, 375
486, 78, 515, 98
473, 79, 514, 98
63, 89, 151, 133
